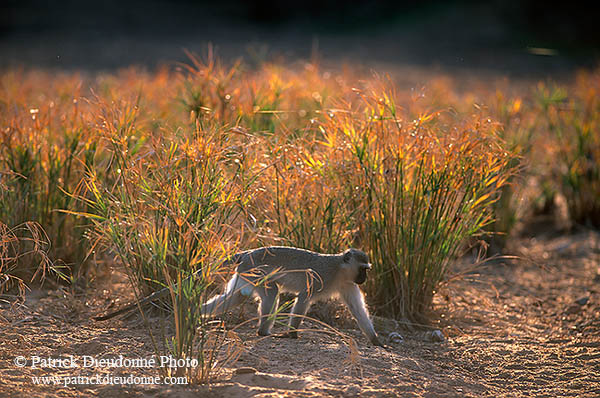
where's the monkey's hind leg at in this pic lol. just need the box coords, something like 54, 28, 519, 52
256, 285, 279, 336
285, 292, 311, 339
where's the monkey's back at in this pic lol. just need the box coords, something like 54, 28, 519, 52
233, 246, 342, 297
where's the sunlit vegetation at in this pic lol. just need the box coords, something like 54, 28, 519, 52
1, 55, 599, 380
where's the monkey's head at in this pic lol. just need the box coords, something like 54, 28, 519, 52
343, 248, 371, 285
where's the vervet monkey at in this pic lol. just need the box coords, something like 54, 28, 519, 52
96, 246, 384, 347
203, 246, 384, 346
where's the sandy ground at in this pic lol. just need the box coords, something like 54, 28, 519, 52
1, 227, 599, 397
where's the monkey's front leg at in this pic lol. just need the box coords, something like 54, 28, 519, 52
341, 284, 386, 348
279, 293, 310, 339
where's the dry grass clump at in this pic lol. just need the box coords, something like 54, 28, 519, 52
73, 99, 251, 382
484, 70, 600, 237
1, 71, 94, 279
0, 221, 52, 295
537, 71, 600, 228
318, 86, 513, 322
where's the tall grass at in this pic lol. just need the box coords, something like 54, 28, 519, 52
320, 87, 513, 322
76, 95, 249, 381
0, 71, 93, 280
257, 139, 359, 253
3, 59, 600, 356
485, 91, 534, 249
536, 73, 600, 228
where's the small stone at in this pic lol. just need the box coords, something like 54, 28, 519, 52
427, 329, 445, 342
388, 332, 404, 344
575, 297, 589, 306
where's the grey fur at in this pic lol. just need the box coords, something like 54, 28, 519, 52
202, 246, 383, 346
95, 246, 383, 347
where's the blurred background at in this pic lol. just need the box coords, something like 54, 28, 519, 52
1, 0, 599, 75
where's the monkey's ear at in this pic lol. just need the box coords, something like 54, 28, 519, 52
343, 250, 353, 263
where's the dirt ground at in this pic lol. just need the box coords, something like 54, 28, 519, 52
1, 226, 599, 397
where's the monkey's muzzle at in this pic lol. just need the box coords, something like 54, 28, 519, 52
354, 265, 369, 285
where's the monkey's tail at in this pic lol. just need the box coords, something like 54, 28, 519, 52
94, 287, 170, 321
95, 256, 244, 322
201, 273, 252, 317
